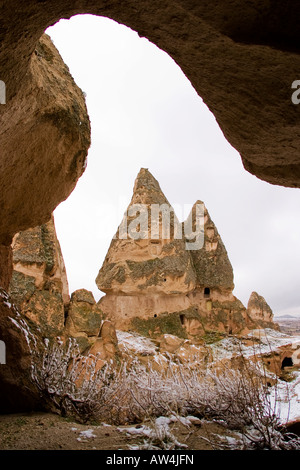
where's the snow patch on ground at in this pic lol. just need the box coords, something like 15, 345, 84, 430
77, 429, 96, 441
117, 415, 199, 449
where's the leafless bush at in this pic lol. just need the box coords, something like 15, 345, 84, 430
31, 337, 300, 449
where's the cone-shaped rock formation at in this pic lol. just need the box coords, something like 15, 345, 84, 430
96, 168, 196, 296
246, 291, 280, 330
187, 201, 234, 291
96, 169, 277, 339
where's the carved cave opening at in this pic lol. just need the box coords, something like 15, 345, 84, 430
204, 287, 210, 298
281, 356, 293, 369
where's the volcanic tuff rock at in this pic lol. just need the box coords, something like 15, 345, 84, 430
183, 201, 249, 337
96, 168, 196, 332
4, 215, 119, 411
0, 0, 298, 412
0, 245, 13, 291
96, 168, 196, 296
8, 217, 119, 355
88, 320, 119, 362
9, 215, 69, 339
246, 291, 280, 330
64, 289, 104, 353
0, 33, 90, 246
97, 169, 277, 338
0, 31, 91, 411
187, 201, 234, 291
1, 2, 300, 250
1, 1, 300, 290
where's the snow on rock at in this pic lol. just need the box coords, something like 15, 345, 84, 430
118, 415, 200, 449
117, 416, 187, 450
116, 330, 157, 356
210, 329, 300, 362
271, 371, 300, 423
117, 424, 152, 437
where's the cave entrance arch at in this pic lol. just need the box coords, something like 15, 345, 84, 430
48, 14, 234, 299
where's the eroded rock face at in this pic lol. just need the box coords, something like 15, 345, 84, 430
9, 219, 119, 358
64, 289, 103, 353
1, 2, 297, 411
9, 215, 69, 339
0, 33, 90, 245
3, 217, 119, 412
96, 168, 196, 296
188, 201, 234, 291
246, 291, 280, 330
97, 168, 197, 331
0, 34, 90, 408
97, 169, 271, 338
183, 201, 249, 337
88, 320, 119, 361
0, 245, 13, 291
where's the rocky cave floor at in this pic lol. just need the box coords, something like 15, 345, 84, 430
0, 411, 240, 451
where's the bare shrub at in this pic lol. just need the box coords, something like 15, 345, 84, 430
31, 337, 300, 449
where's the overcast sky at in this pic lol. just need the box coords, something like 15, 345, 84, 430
47, 15, 300, 317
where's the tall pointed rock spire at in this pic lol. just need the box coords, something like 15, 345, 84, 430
96, 168, 196, 295
184, 200, 234, 291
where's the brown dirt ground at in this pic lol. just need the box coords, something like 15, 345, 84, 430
0, 412, 240, 451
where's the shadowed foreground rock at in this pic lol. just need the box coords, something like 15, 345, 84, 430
64, 289, 103, 353
0, 290, 42, 413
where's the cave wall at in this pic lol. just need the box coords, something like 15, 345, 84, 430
1, 0, 300, 412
